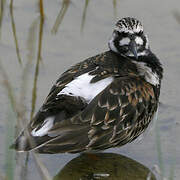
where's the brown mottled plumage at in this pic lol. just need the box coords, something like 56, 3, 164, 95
12, 17, 163, 154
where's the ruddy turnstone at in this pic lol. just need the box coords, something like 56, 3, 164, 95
12, 17, 163, 153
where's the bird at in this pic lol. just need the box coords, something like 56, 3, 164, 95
12, 17, 163, 154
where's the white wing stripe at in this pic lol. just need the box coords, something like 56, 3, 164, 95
31, 116, 54, 137
57, 72, 113, 103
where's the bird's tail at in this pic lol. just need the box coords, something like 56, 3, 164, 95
10, 130, 37, 152
10, 127, 54, 152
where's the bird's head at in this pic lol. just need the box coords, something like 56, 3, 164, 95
108, 17, 150, 59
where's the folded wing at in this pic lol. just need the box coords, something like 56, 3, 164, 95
35, 76, 157, 153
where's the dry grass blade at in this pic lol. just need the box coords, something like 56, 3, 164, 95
27, 18, 38, 61
30, 53, 40, 120
21, 18, 38, 123
0, 60, 19, 118
32, 153, 52, 180
113, 0, 117, 18
19, 57, 33, 124
37, 0, 44, 62
51, 0, 70, 34
30, 2, 44, 120
81, 0, 89, 33
0, 0, 6, 38
38, 4, 44, 62
9, 0, 22, 65
173, 10, 180, 25
39, 0, 44, 20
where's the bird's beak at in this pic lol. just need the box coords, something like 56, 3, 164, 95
129, 40, 138, 59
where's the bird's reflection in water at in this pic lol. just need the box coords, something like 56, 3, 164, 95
53, 153, 156, 180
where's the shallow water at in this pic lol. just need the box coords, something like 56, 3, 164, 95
0, 0, 180, 179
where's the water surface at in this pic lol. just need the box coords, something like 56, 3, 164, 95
0, 0, 179, 179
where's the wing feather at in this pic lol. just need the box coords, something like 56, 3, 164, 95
81, 76, 157, 150
35, 76, 157, 153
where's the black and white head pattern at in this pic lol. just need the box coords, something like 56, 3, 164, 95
109, 17, 149, 58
